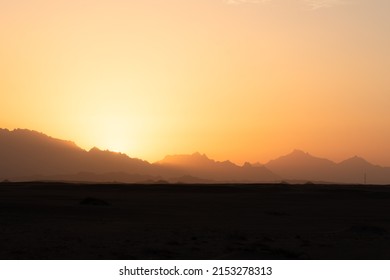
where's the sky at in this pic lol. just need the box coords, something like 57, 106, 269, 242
1, 0, 389, 165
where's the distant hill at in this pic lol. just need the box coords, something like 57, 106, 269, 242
1, 129, 389, 184
0, 129, 278, 183
265, 149, 336, 182
336, 156, 390, 184
0, 129, 153, 181
156, 153, 279, 182
266, 149, 390, 184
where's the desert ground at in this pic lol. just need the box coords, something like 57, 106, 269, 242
1, 181, 390, 259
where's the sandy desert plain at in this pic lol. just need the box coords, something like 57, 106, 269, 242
1, 181, 390, 260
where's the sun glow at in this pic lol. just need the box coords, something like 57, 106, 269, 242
88, 115, 132, 154
1, 0, 390, 165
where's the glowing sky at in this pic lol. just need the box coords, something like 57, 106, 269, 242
1, 0, 389, 165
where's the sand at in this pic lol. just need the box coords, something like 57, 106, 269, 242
1, 182, 390, 259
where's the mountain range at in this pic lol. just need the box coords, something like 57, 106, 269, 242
265, 149, 390, 184
1, 128, 389, 184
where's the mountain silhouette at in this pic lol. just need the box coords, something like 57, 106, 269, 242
0, 129, 153, 181
156, 153, 279, 182
337, 156, 390, 184
266, 149, 390, 184
0, 129, 277, 183
265, 149, 336, 182
1, 129, 389, 184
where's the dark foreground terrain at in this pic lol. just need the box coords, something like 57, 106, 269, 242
1, 181, 390, 259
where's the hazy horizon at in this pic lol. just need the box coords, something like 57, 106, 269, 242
2, 127, 390, 185
1, 0, 389, 166
1, 127, 388, 167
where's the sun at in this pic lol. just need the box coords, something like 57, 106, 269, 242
103, 138, 128, 153
90, 115, 132, 154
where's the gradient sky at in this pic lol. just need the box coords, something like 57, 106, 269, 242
1, 0, 389, 165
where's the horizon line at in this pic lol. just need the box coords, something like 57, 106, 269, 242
1, 127, 387, 168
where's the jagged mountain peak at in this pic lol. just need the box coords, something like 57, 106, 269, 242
158, 152, 213, 165
191, 152, 210, 159
288, 149, 314, 158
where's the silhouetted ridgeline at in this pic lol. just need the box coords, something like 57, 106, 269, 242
1, 129, 389, 184
265, 149, 390, 185
0, 129, 277, 183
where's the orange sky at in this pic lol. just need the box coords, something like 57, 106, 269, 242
1, 0, 389, 165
